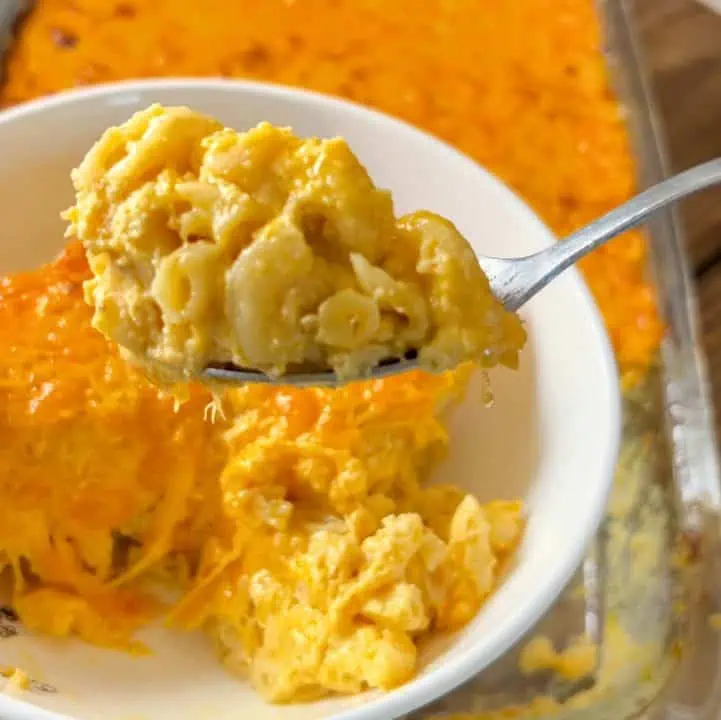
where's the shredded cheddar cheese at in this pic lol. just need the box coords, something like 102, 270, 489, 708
0, 242, 227, 649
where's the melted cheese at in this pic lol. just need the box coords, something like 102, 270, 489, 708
0, 242, 523, 701
0, 241, 226, 648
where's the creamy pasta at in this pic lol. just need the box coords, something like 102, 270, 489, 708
65, 104, 526, 383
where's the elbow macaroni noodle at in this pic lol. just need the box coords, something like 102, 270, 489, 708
65, 104, 526, 382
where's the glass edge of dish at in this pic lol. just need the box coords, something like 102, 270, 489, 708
0, 1, 30, 87
598, 1, 721, 718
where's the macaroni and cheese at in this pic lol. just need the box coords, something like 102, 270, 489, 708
65, 104, 526, 383
0, 242, 524, 702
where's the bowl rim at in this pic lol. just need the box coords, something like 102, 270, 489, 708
0, 78, 622, 720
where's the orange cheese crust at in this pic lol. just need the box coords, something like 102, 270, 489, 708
0, 241, 226, 648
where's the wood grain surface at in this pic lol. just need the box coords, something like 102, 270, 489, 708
635, 0, 721, 430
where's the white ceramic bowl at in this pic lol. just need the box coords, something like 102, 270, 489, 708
0, 80, 621, 720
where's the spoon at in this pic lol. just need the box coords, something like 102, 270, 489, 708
203, 157, 721, 388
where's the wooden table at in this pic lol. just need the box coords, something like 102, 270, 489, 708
637, 0, 721, 430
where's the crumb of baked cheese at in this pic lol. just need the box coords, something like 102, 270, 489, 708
1, 667, 31, 695
519, 634, 598, 681
64, 104, 526, 384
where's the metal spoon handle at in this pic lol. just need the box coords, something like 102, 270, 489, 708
490, 157, 721, 311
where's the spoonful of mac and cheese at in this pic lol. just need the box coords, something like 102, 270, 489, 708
65, 104, 526, 386
68, 105, 721, 388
